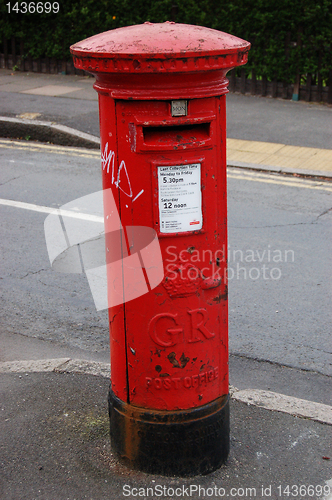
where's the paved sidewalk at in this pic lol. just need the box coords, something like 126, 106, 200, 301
0, 69, 331, 177
1, 358, 331, 500
227, 139, 332, 176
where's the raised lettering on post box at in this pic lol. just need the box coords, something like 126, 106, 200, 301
148, 313, 184, 347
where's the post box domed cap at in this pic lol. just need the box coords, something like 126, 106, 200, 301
70, 22, 250, 74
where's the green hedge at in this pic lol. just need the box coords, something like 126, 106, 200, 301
1, 0, 332, 83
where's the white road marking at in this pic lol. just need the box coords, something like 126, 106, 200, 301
0, 198, 103, 222
1, 173, 331, 225
8, 159, 35, 165
228, 170, 332, 192
0, 138, 99, 158
231, 387, 332, 426
1, 138, 331, 190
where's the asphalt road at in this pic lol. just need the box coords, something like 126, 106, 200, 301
1, 139, 331, 400
1, 72, 332, 149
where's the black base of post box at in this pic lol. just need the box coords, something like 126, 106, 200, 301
108, 388, 230, 476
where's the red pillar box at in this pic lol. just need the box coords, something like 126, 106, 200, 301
71, 22, 249, 476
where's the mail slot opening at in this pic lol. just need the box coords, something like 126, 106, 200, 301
143, 122, 211, 147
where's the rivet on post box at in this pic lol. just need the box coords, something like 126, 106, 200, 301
70, 22, 250, 476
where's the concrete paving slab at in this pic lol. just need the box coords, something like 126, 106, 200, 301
259, 154, 304, 169
21, 85, 83, 96
277, 145, 320, 159
227, 139, 285, 155
227, 138, 332, 174
227, 149, 270, 165
300, 158, 332, 171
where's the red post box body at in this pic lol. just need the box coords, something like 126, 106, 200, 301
71, 22, 249, 476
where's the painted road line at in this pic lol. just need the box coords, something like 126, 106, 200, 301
2, 137, 332, 172
0, 166, 330, 222
1, 359, 331, 425
227, 172, 332, 192
0, 144, 99, 160
1, 137, 331, 191
231, 387, 332, 426
1, 169, 331, 198
228, 166, 325, 183
227, 138, 332, 160
0, 143, 98, 159
0, 198, 104, 222
227, 159, 332, 177
2, 137, 332, 175
227, 139, 285, 155
0, 138, 100, 158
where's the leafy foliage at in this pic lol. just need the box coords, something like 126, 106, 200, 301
1, 0, 331, 82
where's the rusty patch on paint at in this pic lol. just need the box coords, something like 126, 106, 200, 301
180, 353, 190, 368
212, 285, 228, 303
167, 352, 190, 369
167, 352, 180, 368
